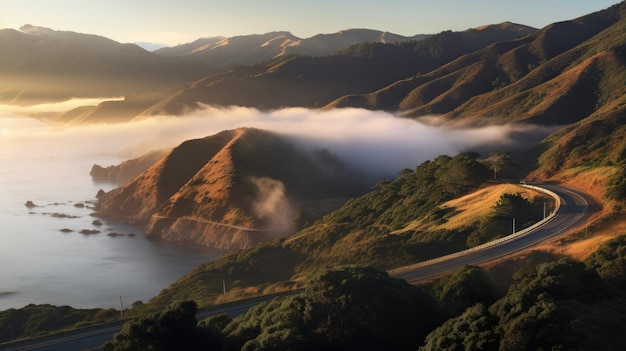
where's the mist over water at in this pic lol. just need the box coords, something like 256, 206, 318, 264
0, 104, 556, 310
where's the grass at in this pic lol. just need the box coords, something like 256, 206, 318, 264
527, 165, 625, 260
395, 183, 550, 234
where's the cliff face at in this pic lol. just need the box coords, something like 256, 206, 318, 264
96, 128, 365, 250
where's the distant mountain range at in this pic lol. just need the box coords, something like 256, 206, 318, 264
0, 25, 215, 105
154, 29, 430, 68
0, 22, 533, 114
0, 26, 429, 106
5, 6, 625, 129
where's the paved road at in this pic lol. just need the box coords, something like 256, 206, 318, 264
0, 184, 593, 350
389, 184, 595, 282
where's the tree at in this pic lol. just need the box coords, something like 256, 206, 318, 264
420, 304, 499, 351
103, 300, 218, 351
434, 265, 498, 317
483, 152, 512, 180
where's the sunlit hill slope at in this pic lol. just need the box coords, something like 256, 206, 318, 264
95, 128, 367, 250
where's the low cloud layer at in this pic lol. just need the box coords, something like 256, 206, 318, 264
1, 105, 558, 179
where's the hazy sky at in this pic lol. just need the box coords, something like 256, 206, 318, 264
0, 0, 621, 45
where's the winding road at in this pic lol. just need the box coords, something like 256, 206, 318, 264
389, 183, 595, 282
0, 183, 595, 351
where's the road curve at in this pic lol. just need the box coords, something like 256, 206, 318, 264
389, 183, 595, 282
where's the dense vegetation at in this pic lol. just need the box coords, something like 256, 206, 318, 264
103, 234, 626, 350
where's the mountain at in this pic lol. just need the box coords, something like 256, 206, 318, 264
155, 29, 429, 68
95, 128, 367, 250
0, 25, 214, 105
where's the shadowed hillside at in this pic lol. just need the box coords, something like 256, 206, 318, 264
330, 2, 626, 127
0, 25, 214, 105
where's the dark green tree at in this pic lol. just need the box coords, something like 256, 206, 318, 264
433, 265, 498, 317
221, 266, 440, 351
103, 300, 218, 351
420, 304, 499, 351
482, 152, 512, 179
467, 193, 543, 246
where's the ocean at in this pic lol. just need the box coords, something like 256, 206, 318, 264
0, 113, 221, 310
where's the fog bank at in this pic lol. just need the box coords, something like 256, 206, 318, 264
1, 105, 557, 179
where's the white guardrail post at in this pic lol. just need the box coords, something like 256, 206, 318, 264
388, 184, 561, 275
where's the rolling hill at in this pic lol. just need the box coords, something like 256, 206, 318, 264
132, 22, 536, 118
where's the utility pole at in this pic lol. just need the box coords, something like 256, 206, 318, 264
119, 296, 123, 319
513, 218, 516, 234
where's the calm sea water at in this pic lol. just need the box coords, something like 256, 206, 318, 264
0, 114, 222, 310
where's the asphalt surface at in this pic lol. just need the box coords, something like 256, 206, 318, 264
0, 183, 594, 351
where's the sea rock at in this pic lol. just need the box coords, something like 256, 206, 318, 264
24, 200, 37, 208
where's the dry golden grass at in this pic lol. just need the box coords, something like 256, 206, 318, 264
556, 166, 616, 202
436, 183, 545, 231
520, 166, 625, 260
395, 183, 547, 234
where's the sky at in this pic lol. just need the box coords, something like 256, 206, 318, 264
0, 0, 622, 46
